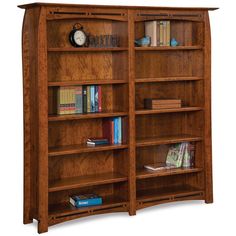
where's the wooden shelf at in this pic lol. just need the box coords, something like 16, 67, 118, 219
49, 172, 128, 192
136, 134, 202, 147
48, 80, 128, 87
48, 47, 128, 52
135, 107, 203, 115
48, 111, 128, 121
135, 76, 203, 83
137, 185, 204, 204
136, 167, 203, 180
49, 143, 128, 156
49, 195, 128, 219
135, 45, 202, 51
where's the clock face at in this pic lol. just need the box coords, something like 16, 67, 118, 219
73, 30, 86, 46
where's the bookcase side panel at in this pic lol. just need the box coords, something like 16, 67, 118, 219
203, 11, 213, 203
22, 7, 41, 225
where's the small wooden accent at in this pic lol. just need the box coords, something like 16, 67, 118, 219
19, 3, 216, 232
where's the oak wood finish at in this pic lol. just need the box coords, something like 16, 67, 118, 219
19, 3, 216, 233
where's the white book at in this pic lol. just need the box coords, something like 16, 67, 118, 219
145, 21, 157, 46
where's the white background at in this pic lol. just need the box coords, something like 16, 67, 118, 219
0, 0, 235, 235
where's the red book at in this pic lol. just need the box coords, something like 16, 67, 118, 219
98, 86, 102, 112
102, 119, 113, 144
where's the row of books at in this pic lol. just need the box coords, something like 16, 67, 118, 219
57, 85, 102, 115
145, 20, 170, 46
144, 142, 195, 171
70, 194, 102, 208
144, 99, 182, 109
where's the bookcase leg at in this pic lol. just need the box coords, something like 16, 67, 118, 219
23, 213, 33, 224
38, 220, 48, 234
129, 210, 136, 216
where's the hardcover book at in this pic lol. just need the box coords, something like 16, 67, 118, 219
70, 194, 102, 208
75, 86, 83, 114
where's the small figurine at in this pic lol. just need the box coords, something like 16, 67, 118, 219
170, 38, 179, 47
135, 36, 151, 47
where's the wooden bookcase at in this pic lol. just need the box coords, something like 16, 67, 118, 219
19, 3, 217, 233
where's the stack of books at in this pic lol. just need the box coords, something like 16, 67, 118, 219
102, 117, 127, 144
145, 20, 170, 46
144, 142, 195, 171
144, 99, 181, 110
86, 138, 109, 146
57, 85, 102, 115
70, 194, 102, 208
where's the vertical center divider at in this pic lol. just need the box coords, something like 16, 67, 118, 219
127, 10, 136, 215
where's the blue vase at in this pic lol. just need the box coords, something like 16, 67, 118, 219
135, 36, 151, 47
171, 38, 178, 47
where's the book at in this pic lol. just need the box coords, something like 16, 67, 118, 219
144, 98, 182, 109
145, 21, 157, 46
166, 143, 186, 168
75, 86, 83, 114
163, 21, 167, 46
82, 86, 87, 113
94, 85, 99, 112
90, 85, 95, 112
87, 86, 91, 113
159, 21, 164, 46
98, 85, 102, 112
156, 21, 160, 46
144, 163, 176, 171
166, 21, 170, 46
57, 87, 64, 115
70, 194, 102, 208
102, 118, 114, 144
87, 138, 109, 146
114, 117, 119, 144
182, 143, 195, 168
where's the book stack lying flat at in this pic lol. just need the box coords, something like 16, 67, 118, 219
144, 99, 181, 110
57, 85, 102, 115
144, 142, 195, 171
145, 20, 170, 46
70, 194, 102, 208
102, 117, 127, 144
87, 138, 109, 146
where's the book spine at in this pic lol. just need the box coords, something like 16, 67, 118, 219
111, 120, 114, 144
87, 86, 91, 113
57, 87, 62, 115
159, 21, 163, 46
68, 87, 72, 114
64, 87, 69, 115
118, 117, 122, 144
95, 85, 99, 112
156, 21, 160, 46
163, 21, 167, 46
98, 85, 102, 112
166, 21, 170, 46
90, 85, 95, 112
75, 86, 83, 114
82, 86, 87, 113
114, 118, 118, 144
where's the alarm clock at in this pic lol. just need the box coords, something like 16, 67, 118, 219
69, 23, 88, 47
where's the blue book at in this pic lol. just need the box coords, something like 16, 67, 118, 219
90, 86, 95, 112
114, 118, 119, 144
118, 117, 122, 144
70, 194, 102, 208
94, 85, 99, 112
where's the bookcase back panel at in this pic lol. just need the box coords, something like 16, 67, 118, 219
135, 112, 203, 139
135, 21, 203, 46
136, 173, 203, 193
48, 84, 128, 115
49, 182, 128, 205
135, 51, 203, 78
49, 119, 103, 147
47, 19, 128, 48
135, 81, 204, 109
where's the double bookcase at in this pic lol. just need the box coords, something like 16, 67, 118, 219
19, 3, 217, 233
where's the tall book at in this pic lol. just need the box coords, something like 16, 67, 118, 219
118, 117, 122, 144
166, 21, 170, 46
87, 86, 91, 113
94, 85, 99, 112
82, 86, 87, 113
75, 86, 83, 114
145, 21, 157, 46
114, 117, 119, 144
159, 21, 164, 46
98, 85, 102, 112
90, 85, 95, 112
